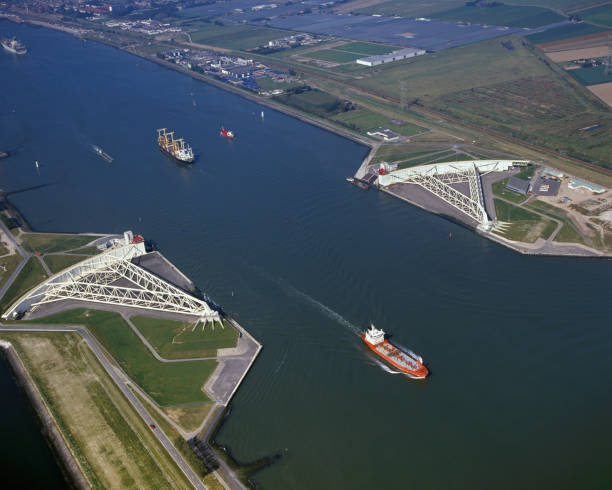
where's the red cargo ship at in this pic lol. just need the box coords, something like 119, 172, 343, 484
220, 127, 235, 139
362, 324, 428, 379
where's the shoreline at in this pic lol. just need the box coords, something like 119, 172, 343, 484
0, 341, 88, 489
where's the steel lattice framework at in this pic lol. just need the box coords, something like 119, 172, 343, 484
378, 160, 528, 230
2, 242, 220, 322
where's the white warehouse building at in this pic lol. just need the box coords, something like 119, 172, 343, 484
356, 47, 426, 67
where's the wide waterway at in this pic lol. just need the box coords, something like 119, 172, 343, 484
1, 20, 611, 489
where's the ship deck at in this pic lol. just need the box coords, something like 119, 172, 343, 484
374, 341, 421, 372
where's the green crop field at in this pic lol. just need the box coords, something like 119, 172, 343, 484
187, 21, 296, 50
568, 66, 612, 86
431, 5, 564, 28
42, 254, 88, 275
335, 42, 397, 55
0, 257, 47, 313
131, 316, 238, 359
331, 109, 425, 136
581, 4, 612, 27
20, 232, 97, 253
28, 309, 217, 406
306, 49, 363, 63
525, 23, 608, 44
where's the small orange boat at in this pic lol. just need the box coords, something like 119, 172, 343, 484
362, 324, 428, 379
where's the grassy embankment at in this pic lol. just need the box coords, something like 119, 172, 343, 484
19, 232, 98, 254
493, 199, 557, 242
26, 309, 217, 407
491, 165, 536, 204
525, 199, 585, 244
0, 257, 48, 313
131, 316, 238, 359
132, 389, 225, 489
0, 331, 194, 489
42, 254, 89, 274
0, 254, 23, 292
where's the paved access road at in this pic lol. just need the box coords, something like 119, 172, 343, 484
0, 323, 208, 490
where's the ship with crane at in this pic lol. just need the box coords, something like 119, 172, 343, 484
157, 128, 194, 164
362, 324, 428, 379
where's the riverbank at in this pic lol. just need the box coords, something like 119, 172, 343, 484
0, 340, 88, 489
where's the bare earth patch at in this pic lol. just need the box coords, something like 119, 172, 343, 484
544, 46, 609, 62
588, 82, 612, 109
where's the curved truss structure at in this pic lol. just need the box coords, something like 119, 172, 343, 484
2, 242, 220, 322
378, 160, 529, 230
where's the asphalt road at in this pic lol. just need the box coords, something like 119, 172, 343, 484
0, 323, 209, 490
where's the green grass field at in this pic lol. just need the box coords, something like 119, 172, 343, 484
331, 109, 425, 136
525, 199, 585, 244
352, 37, 551, 99
525, 23, 608, 44
568, 66, 612, 86
431, 5, 564, 28
0, 253, 23, 292
187, 21, 296, 50
273, 88, 350, 118
335, 42, 397, 55
0, 257, 47, 313
20, 233, 97, 253
42, 254, 88, 275
1, 332, 194, 489
493, 199, 556, 242
581, 4, 612, 27
306, 49, 363, 63
492, 178, 527, 204
28, 309, 217, 406
131, 316, 238, 360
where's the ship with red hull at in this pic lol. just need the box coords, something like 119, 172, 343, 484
220, 127, 235, 140
362, 324, 428, 379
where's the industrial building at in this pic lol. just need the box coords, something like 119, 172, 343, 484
356, 47, 426, 67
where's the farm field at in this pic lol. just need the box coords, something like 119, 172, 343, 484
351, 37, 551, 99
580, 4, 612, 27
588, 82, 612, 108
525, 22, 608, 44
568, 66, 612, 86
0, 331, 193, 489
27, 309, 217, 406
352, 0, 593, 17
545, 45, 610, 62
431, 5, 564, 28
131, 316, 238, 360
432, 75, 612, 169
186, 22, 297, 50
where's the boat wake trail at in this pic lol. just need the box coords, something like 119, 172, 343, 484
372, 359, 402, 375
256, 268, 362, 336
